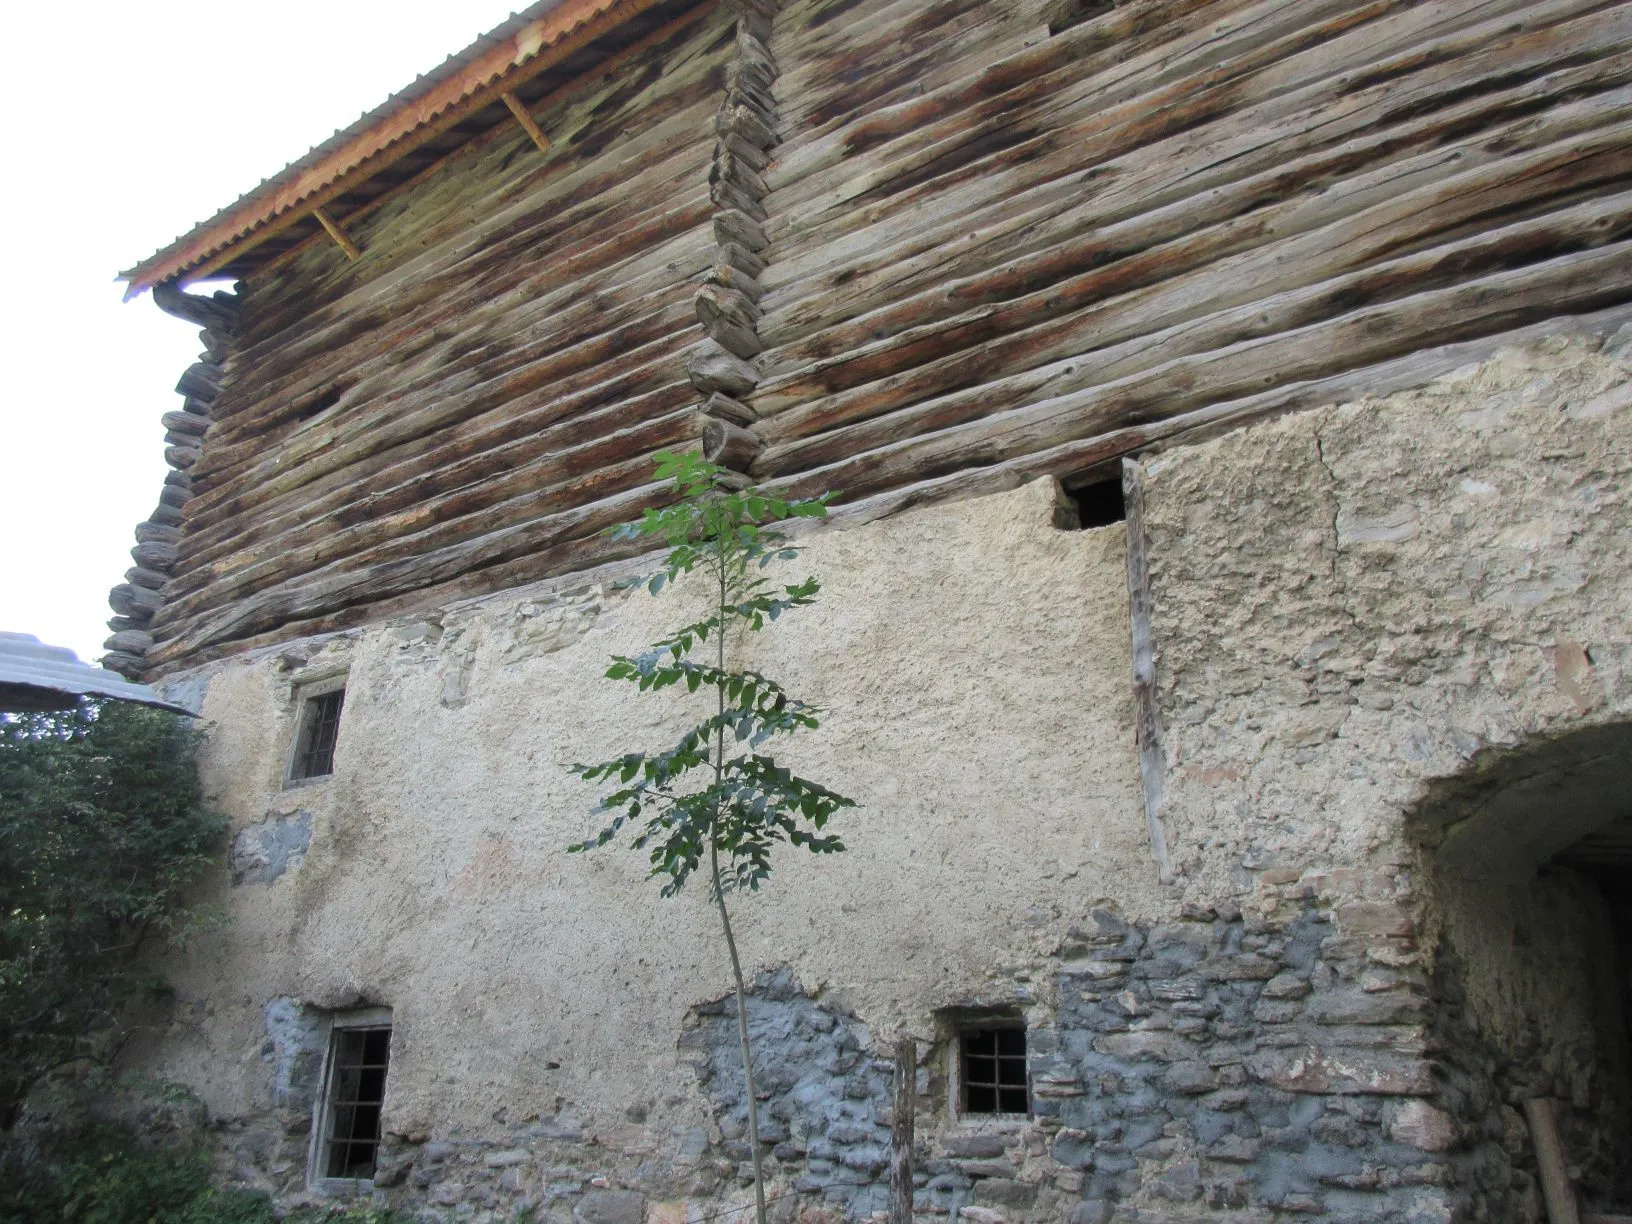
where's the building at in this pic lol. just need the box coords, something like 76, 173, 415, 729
108, 0, 1631, 1220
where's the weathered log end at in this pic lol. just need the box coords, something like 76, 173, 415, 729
703, 416, 765, 470
687, 345, 761, 396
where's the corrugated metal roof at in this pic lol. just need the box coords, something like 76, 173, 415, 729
119, 0, 677, 298
0, 632, 192, 715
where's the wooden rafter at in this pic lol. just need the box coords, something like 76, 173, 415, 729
502, 92, 553, 155
311, 208, 362, 261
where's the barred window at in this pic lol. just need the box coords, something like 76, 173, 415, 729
961, 1025, 1028, 1115
289, 688, 344, 782
311, 1011, 391, 1184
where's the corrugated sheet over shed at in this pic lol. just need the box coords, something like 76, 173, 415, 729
0, 632, 191, 713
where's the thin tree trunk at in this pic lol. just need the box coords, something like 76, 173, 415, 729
711, 840, 769, 1224
713, 543, 769, 1224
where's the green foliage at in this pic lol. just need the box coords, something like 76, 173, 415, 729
569, 450, 855, 897
0, 701, 225, 1130
0, 1121, 417, 1223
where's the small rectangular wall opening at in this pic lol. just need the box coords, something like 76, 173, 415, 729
288, 686, 345, 783
1057, 476, 1126, 530
960, 1023, 1029, 1115
310, 1008, 392, 1187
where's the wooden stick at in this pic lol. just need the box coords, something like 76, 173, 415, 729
501, 91, 553, 155
1122, 459, 1174, 886
311, 207, 362, 261
1523, 1098, 1581, 1224
889, 1037, 915, 1224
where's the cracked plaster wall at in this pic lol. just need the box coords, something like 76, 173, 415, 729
126, 478, 1159, 1204
1140, 327, 1632, 1217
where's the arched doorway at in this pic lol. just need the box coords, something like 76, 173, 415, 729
1412, 722, 1632, 1220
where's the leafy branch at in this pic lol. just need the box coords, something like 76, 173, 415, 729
569, 450, 853, 1224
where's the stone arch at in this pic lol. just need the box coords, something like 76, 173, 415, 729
1408, 720, 1632, 1220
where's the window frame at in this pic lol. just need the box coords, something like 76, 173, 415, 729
284, 674, 347, 788
306, 1006, 393, 1194
953, 1020, 1030, 1121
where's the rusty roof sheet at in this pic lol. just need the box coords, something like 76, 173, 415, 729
120, 0, 674, 299
0, 633, 192, 714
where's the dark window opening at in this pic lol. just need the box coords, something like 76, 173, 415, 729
322, 1025, 391, 1179
962, 1025, 1028, 1114
291, 689, 344, 781
1057, 477, 1125, 530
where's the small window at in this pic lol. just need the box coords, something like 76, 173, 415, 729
289, 687, 344, 782
311, 1009, 392, 1186
1057, 476, 1125, 529
961, 1025, 1028, 1115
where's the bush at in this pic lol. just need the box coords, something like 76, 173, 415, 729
0, 1122, 415, 1223
0, 700, 225, 1131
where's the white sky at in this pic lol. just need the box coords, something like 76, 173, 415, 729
0, 1, 525, 664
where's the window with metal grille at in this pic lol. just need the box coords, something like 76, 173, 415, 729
315, 1018, 391, 1181
290, 688, 344, 781
961, 1025, 1028, 1115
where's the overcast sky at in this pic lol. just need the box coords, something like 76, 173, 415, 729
0, 1, 524, 664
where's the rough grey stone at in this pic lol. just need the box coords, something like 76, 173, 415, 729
573, 1190, 644, 1224
231, 810, 314, 886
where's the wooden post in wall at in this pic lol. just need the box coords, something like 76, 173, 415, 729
1524, 1098, 1581, 1224
889, 1037, 915, 1224
1123, 457, 1175, 885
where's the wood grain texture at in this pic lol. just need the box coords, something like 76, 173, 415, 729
142, 0, 1632, 671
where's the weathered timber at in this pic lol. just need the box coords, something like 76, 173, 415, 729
714, 209, 768, 251
109, 584, 164, 619
806, 301, 1632, 529
1523, 1098, 1581, 1224
888, 1037, 914, 1224
160, 408, 707, 615
763, 240, 1632, 501
126, 566, 169, 591
134, 521, 183, 545
702, 392, 758, 426
137, 0, 1632, 668
153, 281, 239, 334
756, 87, 1632, 411
703, 417, 764, 469
1122, 459, 1174, 886
161, 411, 210, 437
174, 363, 222, 402
105, 630, 155, 655
101, 651, 146, 677
133, 540, 179, 569
754, 195, 1632, 478
687, 345, 761, 395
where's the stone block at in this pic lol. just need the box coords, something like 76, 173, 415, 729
1388, 1101, 1458, 1152
1248, 1047, 1432, 1095
575, 1189, 646, 1224
1094, 1031, 1196, 1062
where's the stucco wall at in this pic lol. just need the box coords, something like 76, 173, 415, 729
121, 328, 1632, 1222
1138, 325, 1632, 1220
1142, 327, 1632, 900
130, 478, 1154, 1174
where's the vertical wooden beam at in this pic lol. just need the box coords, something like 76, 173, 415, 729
1123, 457, 1175, 885
1524, 1098, 1581, 1224
311, 207, 362, 261
501, 91, 553, 155
889, 1037, 916, 1224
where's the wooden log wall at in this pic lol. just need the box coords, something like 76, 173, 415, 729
103, 283, 239, 678
745, 0, 1632, 507
139, 4, 744, 671
134, 0, 1632, 672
